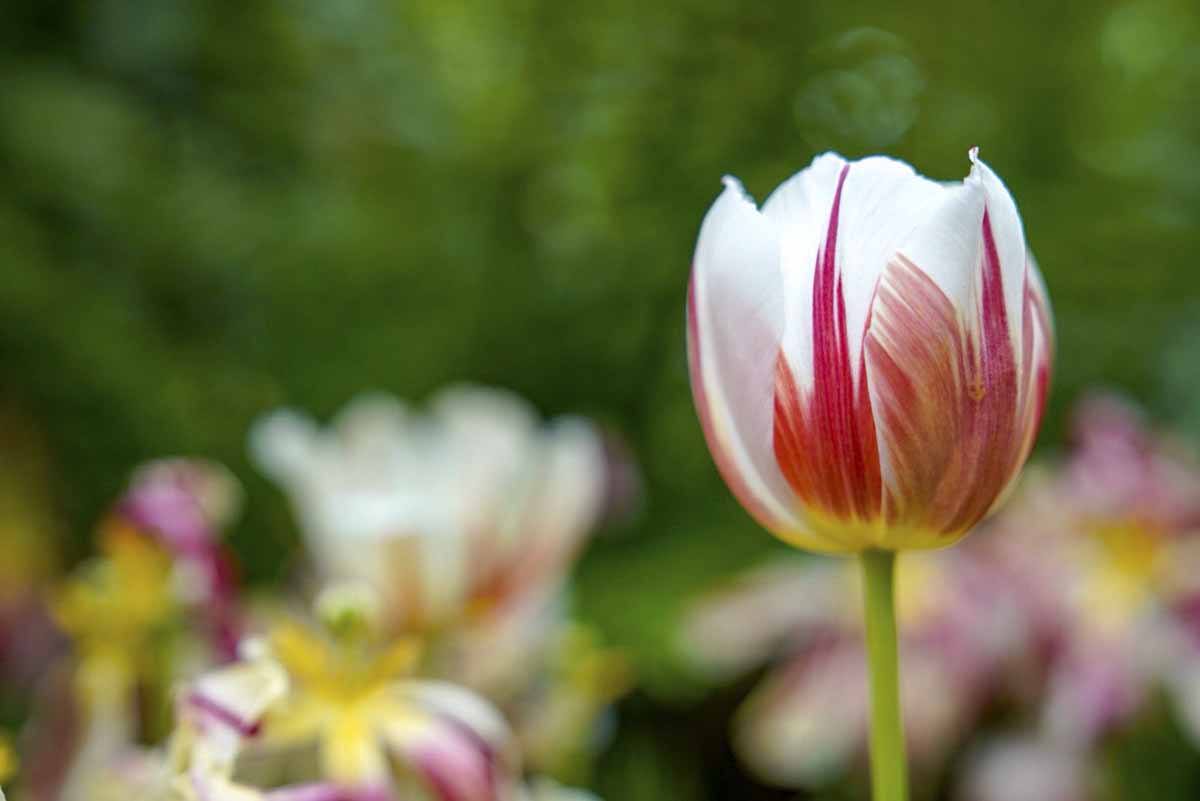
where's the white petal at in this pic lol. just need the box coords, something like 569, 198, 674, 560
399, 680, 514, 752
882, 152, 1031, 370
967, 150, 1029, 354
184, 659, 289, 768
502, 417, 605, 584
688, 178, 800, 534
248, 409, 321, 486
763, 153, 945, 386
188, 660, 288, 733
891, 180, 985, 313
381, 681, 518, 801
331, 392, 411, 454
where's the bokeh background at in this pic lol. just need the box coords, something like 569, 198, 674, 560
3, 0, 1200, 799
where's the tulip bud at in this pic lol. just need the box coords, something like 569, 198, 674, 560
687, 149, 1053, 552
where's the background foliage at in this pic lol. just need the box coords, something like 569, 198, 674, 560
3, 0, 1200, 798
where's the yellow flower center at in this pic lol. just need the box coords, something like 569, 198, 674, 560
256, 609, 424, 783
1078, 520, 1162, 635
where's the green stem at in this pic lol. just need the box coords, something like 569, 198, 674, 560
861, 549, 908, 801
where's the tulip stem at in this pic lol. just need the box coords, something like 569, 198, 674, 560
861, 549, 908, 801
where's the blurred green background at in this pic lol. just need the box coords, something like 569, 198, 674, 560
3, 0, 1200, 798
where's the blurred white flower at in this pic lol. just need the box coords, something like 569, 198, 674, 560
250, 387, 610, 637
249, 386, 632, 779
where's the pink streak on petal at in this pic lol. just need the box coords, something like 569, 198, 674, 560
185, 690, 262, 737
413, 735, 494, 801
401, 711, 502, 801
942, 209, 1021, 531
773, 164, 882, 526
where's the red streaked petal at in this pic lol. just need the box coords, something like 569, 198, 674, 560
1017, 253, 1054, 461
864, 256, 963, 535
186, 691, 262, 738
865, 216, 1024, 542
772, 164, 882, 537
966, 151, 1028, 351
765, 154, 945, 386
379, 681, 517, 801
185, 660, 287, 738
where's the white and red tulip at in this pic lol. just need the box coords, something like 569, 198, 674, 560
687, 149, 1053, 551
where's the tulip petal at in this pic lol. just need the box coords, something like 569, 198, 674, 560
762, 156, 951, 544
687, 178, 808, 541
771, 163, 883, 538
1015, 253, 1054, 469
486, 418, 605, 607
865, 256, 1018, 540
186, 659, 288, 738
763, 154, 944, 384
864, 154, 1039, 542
966, 151, 1028, 352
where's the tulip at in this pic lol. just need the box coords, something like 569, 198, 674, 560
687, 148, 1052, 552
686, 149, 1053, 801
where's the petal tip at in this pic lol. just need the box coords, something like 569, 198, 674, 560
719, 174, 755, 205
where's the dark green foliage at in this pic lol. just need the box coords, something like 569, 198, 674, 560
2, 1, 1199, 797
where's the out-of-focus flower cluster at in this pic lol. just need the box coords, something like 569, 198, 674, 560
682, 392, 1200, 801
0, 385, 633, 801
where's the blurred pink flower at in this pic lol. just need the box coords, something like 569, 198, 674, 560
681, 540, 1036, 789
24, 459, 245, 801
955, 392, 1200, 800
1059, 393, 1200, 533
108, 457, 245, 660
